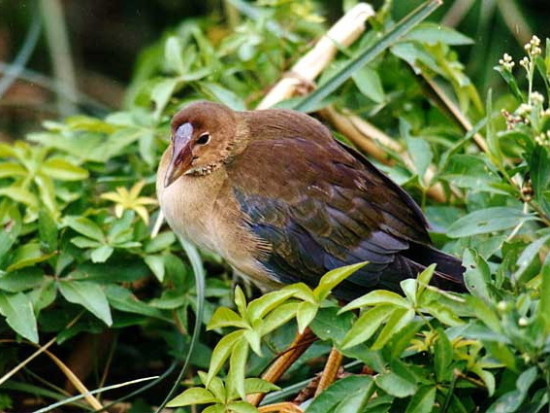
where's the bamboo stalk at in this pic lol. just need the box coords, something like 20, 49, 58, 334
256, 3, 375, 110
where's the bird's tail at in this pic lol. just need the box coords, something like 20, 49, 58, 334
402, 242, 466, 292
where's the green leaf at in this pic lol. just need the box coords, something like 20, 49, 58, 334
375, 370, 417, 398
200, 82, 246, 111
486, 367, 537, 413
228, 337, 249, 400
416, 264, 436, 297
306, 376, 374, 413
0, 291, 38, 342
314, 262, 367, 301
296, 301, 318, 333
63, 216, 104, 242
206, 330, 243, 385
145, 231, 176, 253
234, 286, 247, 316
151, 78, 180, 120
310, 307, 355, 345
372, 308, 415, 350
259, 302, 299, 335
402, 119, 432, 180
540, 256, 550, 333
513, 234, 550, 284
0, 268, 44, 292
90, 245, 114, 263
295, 0, 442, 112
164, 36, 185, 75
105, 285, 167, 320
400, 279, 417, 306
144, 255, 165, 282
244, 378, 280, 395
226, 401, 258, 413
38, 209, 58, 253
405, 385, 436, 413
404, 22, 473, 45
246, 289, 295, 321
0, 187, 38, 208
447, 207, 535, 238
208, 307, 247, 330
341, 305, 394, 349
58, 280, 113, 326
463, 249, 492, 300
434, 329, 453, 382
471, 366, 495, 396
530, 145, 550, 215
70, 236, 102, 249
352, 67, 385, 103
41, 158, 88, 181
0, 162, 26, 178
6, 243, 55, 272
340, 290, 409, 313
166, 387, 217, 407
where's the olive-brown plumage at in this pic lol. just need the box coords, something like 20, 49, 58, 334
157, 101, 464, 299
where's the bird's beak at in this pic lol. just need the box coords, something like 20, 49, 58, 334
164, 122, 194, 187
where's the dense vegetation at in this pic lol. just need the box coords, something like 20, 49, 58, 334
0, 1, 549, 412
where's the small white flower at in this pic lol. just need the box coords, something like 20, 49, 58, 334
518, 317, 528, 327
517, 103, 532, 116
531, 91, 545, 105
519, 56, 530, 69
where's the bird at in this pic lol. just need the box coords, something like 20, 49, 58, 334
156, 101, 465, 300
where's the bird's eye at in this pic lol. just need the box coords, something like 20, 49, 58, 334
196, 133, 211, 145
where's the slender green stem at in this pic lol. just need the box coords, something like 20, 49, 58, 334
294, 0, 442, 113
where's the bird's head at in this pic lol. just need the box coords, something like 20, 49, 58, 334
163, 101, 238, 187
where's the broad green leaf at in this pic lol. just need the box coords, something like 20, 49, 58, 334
306, 376, 374, 413
466, 296, 502, 333
6, 243, 55, 272
352, 67, 385, 103
28, 279, 57, 312
208, 307, 247, 330
310, 307, 355, 345
530, 146, 550, 216
314, 262, 367, 301
405, 22, 473, 45
341, 305, 394, 349
203, 405, 225, 413
471, 366, 495, 396
244, 378, 280, 395
463, 249, 492, 300
0, 187, 38, 208
405, 385, 436, 413
200, 82, 246, 111
540, 256, 550, 333
281, 282, 315, 303
226, 401, 258, 413
447, 207, 535, 238
58, 280, 113, 326
375, 370, 417, 398
164, 36, 185, 74
402, 120, 432, 180
0, 162, 26, 178
105, 285, 167, 320
486, 367, 537, 413
228, 337, 249, 400
144, 255, 165, 282
38, 210, 58, 253
70, 236, 102, 249
145, 231, 176, 253
63, 216, 104, 242
416, 264, 436, 297
259, 302, 299, 335
424, 301, 464, 326
0, 204, 22, 260
0, 291, 38, 342
434, 329, 453, 382
41, 158, 88, 181
400, 278, 417, 306
340, 290, 409, 312
0, 268, 44, 292
244, 329, 262, 355
151, 78, 180, 120
246, 289, 295, 321
371, 308, 415, 350
207, 330, 244, 385
90, 245, 114, 263
234, 286, 247, 316
296, 301, 318, 333
513, 234, 550, 284
166, 387, 217, 407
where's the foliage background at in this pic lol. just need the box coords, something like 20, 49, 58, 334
1, 0, 550, 412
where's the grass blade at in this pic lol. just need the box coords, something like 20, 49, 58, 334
294, 0, 442, 112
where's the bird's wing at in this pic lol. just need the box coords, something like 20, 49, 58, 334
226, 112, 431, 291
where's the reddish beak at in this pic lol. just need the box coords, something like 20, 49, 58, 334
164, 123, 194, 187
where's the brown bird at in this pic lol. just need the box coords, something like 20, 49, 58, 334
157, 101, 465, 300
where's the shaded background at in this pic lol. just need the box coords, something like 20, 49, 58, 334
1, 0, 550, 141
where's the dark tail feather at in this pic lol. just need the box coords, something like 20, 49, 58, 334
403, 242, 466, 292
